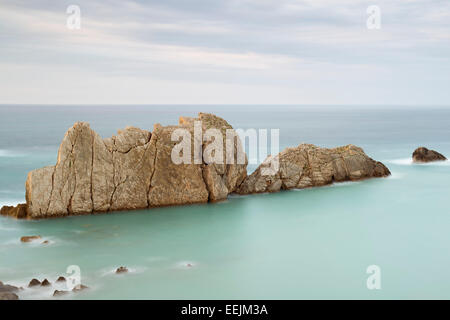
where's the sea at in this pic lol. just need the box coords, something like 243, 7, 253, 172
0, 105, 449, 299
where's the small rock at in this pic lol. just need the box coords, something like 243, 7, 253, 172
412, 147, 447, 163
41, 279, 51, 287
42, 240, 49, 244
72, 284, 89, 292
56, 276, 66, 282
53, 290, 68, 297
115, 266, 128, 274
186, 263, 193, 267
0, 292, 19, 300
20, 235, 41, 243
28, 278, 41, 287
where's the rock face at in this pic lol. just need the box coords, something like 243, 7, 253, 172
20, 235, 41, 243
412, 147, 447, 163
10, 113, 246, 219
237, 144, 391, 194
0, 113, 391, 219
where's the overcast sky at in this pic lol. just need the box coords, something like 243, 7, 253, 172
1, 0, 449, 105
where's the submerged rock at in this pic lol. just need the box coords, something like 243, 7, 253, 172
115, 266, 128, 274
53, 290, 68, 297
72, 284, 89, 292
20, 236, 41, 243
56, 276, 66, 283
28, 279, 41, 287
237, 144, 391, 194
412, 147, 447, 163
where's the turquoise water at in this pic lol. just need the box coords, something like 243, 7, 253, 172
1, 105, 450, 299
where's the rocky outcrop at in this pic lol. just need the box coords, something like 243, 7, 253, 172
0, 281, 20, 300
0, 203, 27, 219
5, 113, 246, 219
237, 144, 390, 194
0, 113, 391, 219
412, 147, 447, 163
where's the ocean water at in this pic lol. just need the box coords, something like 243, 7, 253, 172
0, 105, 449, 299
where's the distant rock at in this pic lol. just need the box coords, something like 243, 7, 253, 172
412, 147, 447, 163
28, 279, 41, 287
42, 240, 49, 244
41, 279, 51, 287
115, 266, 128, 274
56, 276, 66, 283
237, 144, 391, 194
20, 235, 41, 243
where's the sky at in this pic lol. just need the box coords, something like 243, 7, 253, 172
0, 0, 449, 105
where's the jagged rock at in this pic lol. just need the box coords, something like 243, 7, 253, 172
53, 290, 68, 297
11, 113, 246, 219
412, 147, 447, 163
115, 266, 128, 274
56, 276, 66, 283
237, 144, 390, 194
0, 292, 19, 300
20, 236, 41, 243
41, 279, 51, 287
28, 279, 41, 287
0, 203, 27, 219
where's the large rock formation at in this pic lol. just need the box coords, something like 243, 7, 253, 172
0, 113, 392, 219
6, 113, 246, 219
412, 147, 447, 163
237, 144, 390, 194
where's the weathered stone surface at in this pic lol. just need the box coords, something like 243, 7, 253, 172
8, 113, 247, 219
0, 282, 19, 293
412, 147, 447, 163
0, 204, 27, 219
237, 144, 391, 194
0, 113, 391, 219
20, 235, 41, 243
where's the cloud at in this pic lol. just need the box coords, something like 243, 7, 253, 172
0, 0, 449, 104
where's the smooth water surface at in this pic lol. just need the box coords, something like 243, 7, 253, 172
0, 105, 449, 299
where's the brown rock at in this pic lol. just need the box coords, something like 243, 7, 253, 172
0, 203, 28, 219
42, 240, 49, 244
0, 292, 19, 300
41, 279, 51, 287
53, 290, 68, 297
56, 276, 66, 283
115, 266, 128, 274
0, 282, 19, 293
72, 284, 89, 292
412, 147, 447, 163
20, 236, 41, 243
28, 279, 41, 287
237, 144, 391, 194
